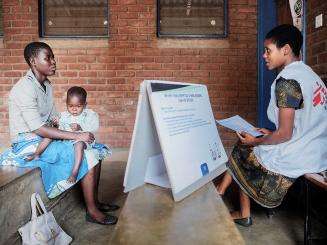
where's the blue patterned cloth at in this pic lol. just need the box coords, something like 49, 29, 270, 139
0, 133, 110, 198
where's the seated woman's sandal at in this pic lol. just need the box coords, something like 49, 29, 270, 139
97, 202, 120, 212
85, 212, 118, 225
234, 217, 253, 227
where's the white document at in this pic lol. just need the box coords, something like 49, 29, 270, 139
216, 115, 263, 137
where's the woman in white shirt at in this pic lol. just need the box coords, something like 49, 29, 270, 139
0, 42, 118, 225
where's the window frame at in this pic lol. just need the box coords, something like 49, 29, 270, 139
156, 0, 228, 39
38, 0, 109, 38
0, 0, 3, 37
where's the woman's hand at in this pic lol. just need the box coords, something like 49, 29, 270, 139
76, 132, 95, 144
236, 131, 259, 146
255, 127, 272, 135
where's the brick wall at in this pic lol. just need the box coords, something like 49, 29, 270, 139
0, 0, 258, 149
306, 0, 327, 83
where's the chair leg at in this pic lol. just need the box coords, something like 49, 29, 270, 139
304, 178, 311, 245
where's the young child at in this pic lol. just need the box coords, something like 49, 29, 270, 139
28, 86, 111, 183
59, 86, 111, 174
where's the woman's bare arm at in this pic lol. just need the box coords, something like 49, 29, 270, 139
33, 125, 95, 143
237, 107, 295, 146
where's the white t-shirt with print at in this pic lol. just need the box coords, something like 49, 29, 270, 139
59, 108, 99, 133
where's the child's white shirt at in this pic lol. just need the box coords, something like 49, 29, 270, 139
59, 108, 99, 133
59, 108, 101, 169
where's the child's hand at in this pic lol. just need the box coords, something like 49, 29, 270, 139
70, 123, 82, 131
51, 117, 59, 128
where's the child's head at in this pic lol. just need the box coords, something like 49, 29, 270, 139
66, 86, 87, 116
24, 42, 56, 77
263, 24, 303, 70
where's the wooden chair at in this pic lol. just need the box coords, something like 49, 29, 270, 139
304, 173, 327, 245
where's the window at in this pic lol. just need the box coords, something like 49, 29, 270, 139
0, 0, 3, 36
39, 0, 109, 37
157, 0, 228, 38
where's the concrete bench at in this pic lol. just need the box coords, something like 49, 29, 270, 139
0, 165, 83, 244
110, 182, 244, 245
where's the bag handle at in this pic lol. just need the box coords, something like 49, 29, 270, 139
31, 193, 48, 220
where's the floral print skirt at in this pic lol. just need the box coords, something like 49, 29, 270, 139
227, 142, 296, 208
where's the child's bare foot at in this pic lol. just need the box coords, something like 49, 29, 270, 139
67, 175, 77, 183
25, 153, 39, 161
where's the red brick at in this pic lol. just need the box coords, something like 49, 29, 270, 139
78, 56, 96, 63
59, 57, 77, 63
68, 64, 87, 70
97, 56, 115, 63
79, 71, 97, 77
0, 64, 12, 70
143, 63, 161, 70
155, 57, 173, 63
68, 49, 87, 55
60, 71, 78, 78
135, 57, 154, 63
116, 57, 135, 63
119, 12, 138, 19
116, 71, 135, 77
89, 64, 107, 70
88, 79, 107, 84
3, 71, 22, 77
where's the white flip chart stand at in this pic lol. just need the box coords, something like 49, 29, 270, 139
123, 80, 227, 201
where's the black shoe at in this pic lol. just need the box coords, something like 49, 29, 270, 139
86, 212, 118, 225
97, 202, 120, 212
234, 217, 253, 227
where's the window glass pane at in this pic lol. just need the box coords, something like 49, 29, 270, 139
0, 0, 3, 36
41, 0, 108, 37
158, 0, 227, 38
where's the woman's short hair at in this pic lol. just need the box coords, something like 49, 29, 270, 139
67, 86, 87, 104
265, 24, 303, 57
24, 42, 53, 67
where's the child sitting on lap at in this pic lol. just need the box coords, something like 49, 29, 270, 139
28, 86, 111, 183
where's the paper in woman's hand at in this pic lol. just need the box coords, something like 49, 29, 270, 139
216, 115, 264, 137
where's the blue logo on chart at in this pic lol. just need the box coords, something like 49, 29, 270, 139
200, 163, 209, 176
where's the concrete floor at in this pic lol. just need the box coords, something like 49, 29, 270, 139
65, 149, 325, 245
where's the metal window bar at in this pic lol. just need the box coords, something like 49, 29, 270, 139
157, 0, 228, 38
39, 0, 109, 38
0, 0, 3, 36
